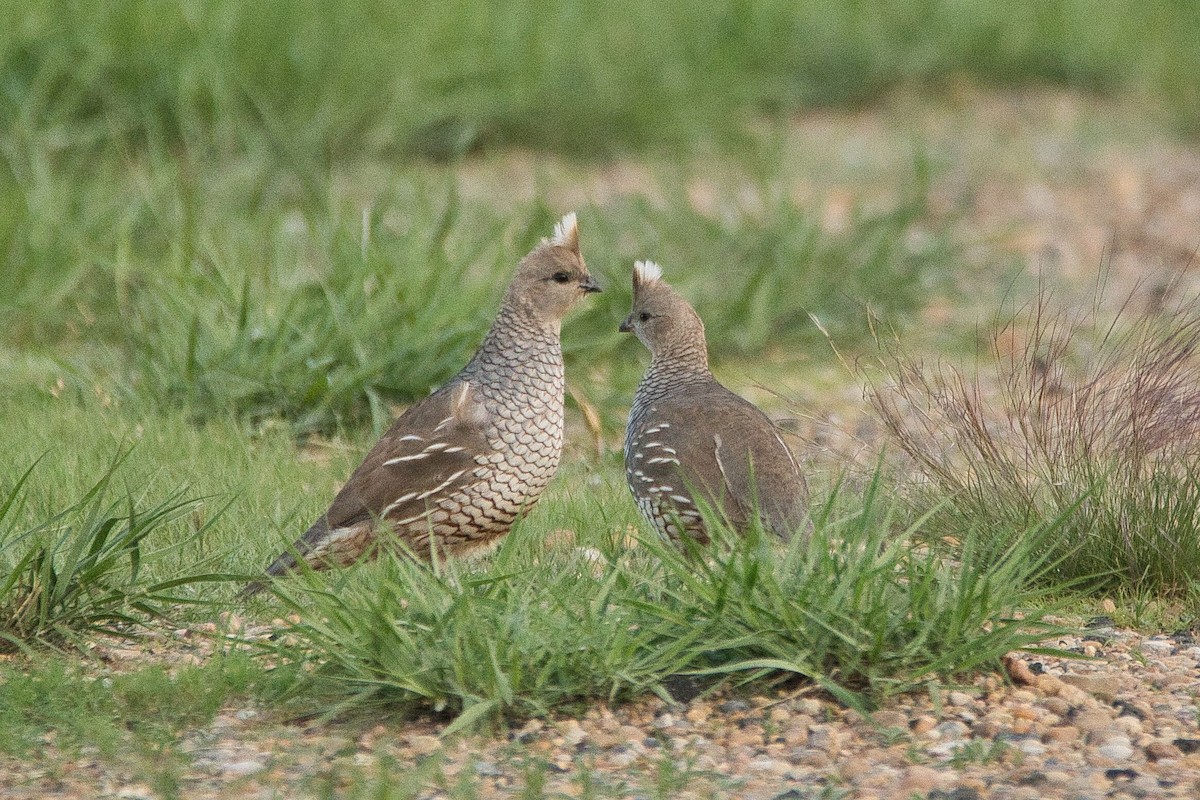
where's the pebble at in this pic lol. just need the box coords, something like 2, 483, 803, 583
220, 759, 266, 777
1096, 738, 1135, 761
25, 629, 1200, 800
407, 734, 441, 756
1141, 639, 1175, 656
935, 720, 969, 740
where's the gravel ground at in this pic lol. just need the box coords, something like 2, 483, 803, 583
4, 625, 1199, 798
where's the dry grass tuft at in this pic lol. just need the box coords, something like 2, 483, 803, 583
871, 277, 1200, 594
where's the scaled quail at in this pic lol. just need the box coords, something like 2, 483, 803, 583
243, 213, 601, 596
620, 261, 809, 544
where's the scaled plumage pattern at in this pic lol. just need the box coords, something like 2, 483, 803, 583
243, 213, 600, 595
620, 260, 809, 544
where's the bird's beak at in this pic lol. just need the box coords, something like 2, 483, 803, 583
618, 315, 633, 333
580, 275, 602, 294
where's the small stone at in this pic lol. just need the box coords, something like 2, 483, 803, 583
1074, 709, 1115, 739
1018, 739, 1047, 756
796, 698, 824, 717
408, 734, 441, 756
911, 716, 938, 735
808, 724, 840, 753
1012, 704, 1040, 721
899, 765, 942, 794
1042, 770, 1073, 785
972, 719, 1002, 738
768, 707, 792, 724
1112, 716, 1142, 737
1146, 740, 1184, 760
935, 720, 969, 740
1140, 639, 1174, 656
1043, 697, 1071, 715
1060, 673, 1118, 701
947, 691, 973, 707
718, 699, 750, 713
221, 760, 266, 777
560, 720, 587, 747
1044, 726, 1079, 743
791, 747, 830, 767
1174, 738, 1200, 754
1096, 738, 1135, 761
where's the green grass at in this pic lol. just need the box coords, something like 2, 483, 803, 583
1, 151, 950, 435
0, 452, 232, 653
255, 470, 1065, 729
3, 0, 1199, 166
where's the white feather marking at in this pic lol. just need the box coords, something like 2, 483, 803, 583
550, 211, 578, 246
433, 416, 455, 432
647, 457, 680, 465
423, 442, 449, 451
634, 260, 663, 285
381, 492, 419, 517
669, 495, 693, 504
397, 434, 424, 443
417, 469, 468, 500
661, 446, 677, 454
442, 446, 465, 453
384, 453, 431, 465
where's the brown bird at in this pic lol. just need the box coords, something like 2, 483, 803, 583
243, 213, 600, 595
620, 260, 809, 544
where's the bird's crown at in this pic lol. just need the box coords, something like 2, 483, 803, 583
545, 212, 579, 252
633, 259, 663, 289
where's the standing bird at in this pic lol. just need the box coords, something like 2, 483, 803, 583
620, 261, 809, 545
243, 213, 601, 596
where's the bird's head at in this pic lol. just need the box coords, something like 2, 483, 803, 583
619, 260, 708, 364
505, 212, 601, 325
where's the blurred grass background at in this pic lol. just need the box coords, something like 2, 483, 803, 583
7, 0, 1198, 431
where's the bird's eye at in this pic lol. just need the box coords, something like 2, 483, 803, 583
638, 311, 651, 322
552, 271, 570, 283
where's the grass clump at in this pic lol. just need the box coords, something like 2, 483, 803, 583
260, 472, 1062, 728
872, 281, 1200, 596
0, 453, 230, 653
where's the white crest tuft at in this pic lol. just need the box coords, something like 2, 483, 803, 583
549, 212, 578, 247
634, 260, 663, 285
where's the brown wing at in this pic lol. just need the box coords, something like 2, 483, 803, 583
651, 388, 808, 538
249, 381, 491, 587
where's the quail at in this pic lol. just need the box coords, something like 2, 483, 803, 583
243, 213, 601, 595
620, 260, 809, 544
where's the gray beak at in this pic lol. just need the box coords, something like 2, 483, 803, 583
580, 275, 602, 294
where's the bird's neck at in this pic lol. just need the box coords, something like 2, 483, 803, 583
636, 345, 713, 402
472, 303, 562, 366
